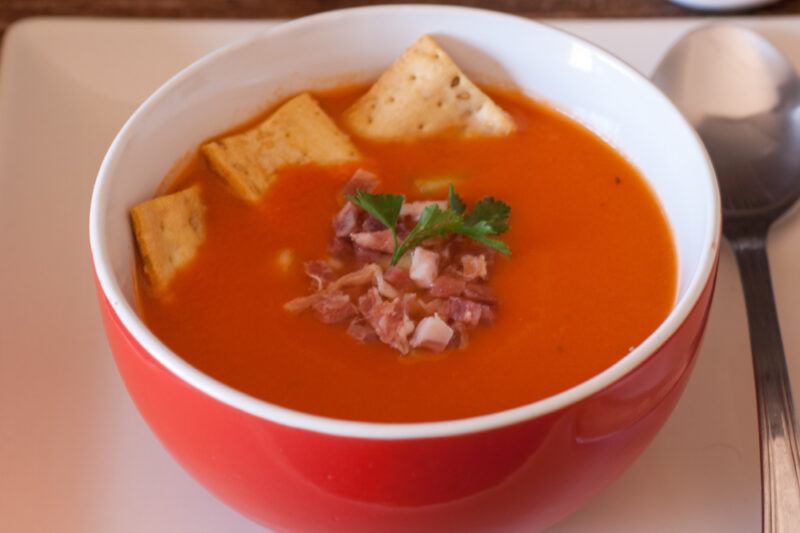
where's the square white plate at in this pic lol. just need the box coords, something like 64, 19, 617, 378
2, 16, 800, 532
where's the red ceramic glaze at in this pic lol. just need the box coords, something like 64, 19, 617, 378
89, 6, 722, 531
96, 265, 716, 532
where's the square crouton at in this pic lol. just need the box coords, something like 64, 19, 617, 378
201, 93, 360, 203
130, 184, 206, 291
344, 35, 516, 141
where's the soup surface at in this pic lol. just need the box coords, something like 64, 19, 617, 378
135, 86, 677, 423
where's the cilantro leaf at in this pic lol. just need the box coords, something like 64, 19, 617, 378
347, 186, 511, 265
448, 184, 466, 215
347, 190, 403, 260
393, 204, 462, 264
464, 197, 510, 234
455, 224, 511, 256
347, 190, 403, 231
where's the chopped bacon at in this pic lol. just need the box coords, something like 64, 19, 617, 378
347, 317, 379, 343
447, 236, 497, 267
403, 294, 446, 320
354, 246, 389, 267
439, 297, 485, 326
429, 275, 466, 298
410, 314, 453, 352
450, 322, 469, 349
342, 168, 380, 197
401, 293, 422, 317
374, 272, 399, 299
330, 264, 378, 289
333, 202, 361, 238
329, 236, 353, 259
409, 247, 439, 288
383, 266, 412, 290
304, 260, 335, 290
478, 304, 496, 326
358, 288, 415, 354
286, 181, 503, 354
418, 298, 442, 315
361, 216, 386, 233
350, 229, 394, 254
285, 263, 395, 312
400, 200, 448, 220
330, 263, 397, 298
312, 292, 357, 324
284, 292, 325, 314
463, 282, 496, 304
461, 254, 488, 281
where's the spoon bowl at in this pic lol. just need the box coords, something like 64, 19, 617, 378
654, 25, 800, 226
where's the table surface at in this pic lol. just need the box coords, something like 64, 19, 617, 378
3, 14, 800, 533
2, 0, 800, 38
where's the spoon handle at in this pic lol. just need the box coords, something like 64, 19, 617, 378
732, 235, 800, 532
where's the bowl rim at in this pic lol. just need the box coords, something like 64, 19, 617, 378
89, 4, 722, 440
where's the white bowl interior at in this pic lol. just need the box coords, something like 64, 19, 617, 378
90, 6, 719, 439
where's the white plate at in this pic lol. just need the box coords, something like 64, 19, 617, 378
2, 16, 800, 532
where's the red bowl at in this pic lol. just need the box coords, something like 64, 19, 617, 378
89, 6, 721, 531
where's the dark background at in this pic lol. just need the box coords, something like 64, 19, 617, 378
2, 0, 800, 38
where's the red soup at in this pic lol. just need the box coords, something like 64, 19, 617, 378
134, 86, 677, 423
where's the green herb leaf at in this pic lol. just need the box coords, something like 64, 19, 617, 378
455, 224, 511, 256
393, 204, 462, 264
464, 197, 511, 234
448, 183, 466, 215
347, 190, 404, 231
348, 186, 511, 265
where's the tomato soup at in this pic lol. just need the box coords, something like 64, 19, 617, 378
134, 86, 677, 423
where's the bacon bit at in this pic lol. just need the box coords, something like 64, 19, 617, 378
329, 263, 396, 299
329, 236, 353, 259
312, 292, 357, 324
463, 282, 496, 304
461, 254, 488, 281
286, 263, 394, 312
410, 314, 453, 352
333, 202, 361, 238
478, 304, 496, 326
347, 317, 379, 343
330, 264, 379, 289
400, 200, 448, 220
409, 247, 439, 288
383, 266, 412, 290
394, 251, 412, 270
286, 181, 503, 354
361, 216, 386, 232
284, 292, 325, 314
439, 297, 485, 326
374, 272, 399, 299
418, 298, 442, 315
304, 260, 335, 290
358, 288, 415, 354
350, 229, 395, 253
429, 275, 466, 298
342, 168, 380, 197
401, 293, 422, 316
450, 322, 469, 349
354, 246, 389, 267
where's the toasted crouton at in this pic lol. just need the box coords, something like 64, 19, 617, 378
343, 35, 515, 141
202, 93, 360, 203
130, 184, 206, 291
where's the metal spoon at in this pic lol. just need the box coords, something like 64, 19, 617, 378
653, 25, 800, 531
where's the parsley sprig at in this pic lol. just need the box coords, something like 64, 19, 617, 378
348, 184, 511, 265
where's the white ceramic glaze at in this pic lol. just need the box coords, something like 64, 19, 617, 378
89, 5, 720, 439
